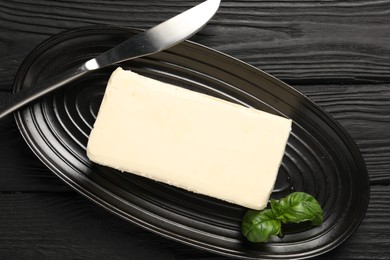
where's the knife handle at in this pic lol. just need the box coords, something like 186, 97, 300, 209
0, 65, 89, 120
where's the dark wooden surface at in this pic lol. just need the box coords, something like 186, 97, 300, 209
1, 0, 390, 259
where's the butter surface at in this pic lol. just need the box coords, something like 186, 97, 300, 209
87, 67, 292, 210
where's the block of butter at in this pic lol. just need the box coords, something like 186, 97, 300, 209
87, 67, 292, 210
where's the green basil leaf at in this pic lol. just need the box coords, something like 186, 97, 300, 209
271, 192, 323, 225
242, 209, 282, 242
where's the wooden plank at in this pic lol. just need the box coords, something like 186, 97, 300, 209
319, 185, 390, 259
1, 82, 389, 192
295, 84, 390, 184
0, 97, 71, 192
0, 1, 388, 259
0, 191, 217, 260
0, 0, 389, 86
0, 185, 388, 259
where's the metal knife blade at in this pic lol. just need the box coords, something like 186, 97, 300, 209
0, 0, 220, 119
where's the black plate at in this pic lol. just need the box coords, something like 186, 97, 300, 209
13, 26, 369, 259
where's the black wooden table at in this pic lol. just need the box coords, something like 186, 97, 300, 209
1, 1, 389, 259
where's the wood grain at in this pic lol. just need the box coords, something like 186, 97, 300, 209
295, 84, 390, 183
0, 105, 70, 192
0, 192, 220, 260
1, 0, 389, 259
319, 185, 390, 259
0, 0, 390, 86
0, 186, 389, 259
2, 83, 388, 191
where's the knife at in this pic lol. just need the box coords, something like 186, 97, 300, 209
0, 0, 220, 119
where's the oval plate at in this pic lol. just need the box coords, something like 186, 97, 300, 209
14, 26, 369, 259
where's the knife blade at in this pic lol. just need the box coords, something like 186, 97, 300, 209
0, 0, 220, 119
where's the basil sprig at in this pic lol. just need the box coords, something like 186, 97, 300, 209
242, 192, 323, 242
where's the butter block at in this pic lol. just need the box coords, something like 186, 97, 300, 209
87, 67, 292, 210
